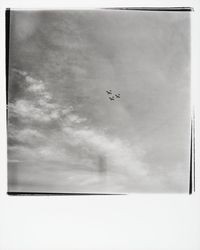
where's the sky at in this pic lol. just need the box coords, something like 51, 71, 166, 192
8, 10, 191, 193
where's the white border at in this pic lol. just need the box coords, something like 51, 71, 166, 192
0, 1, 200, 250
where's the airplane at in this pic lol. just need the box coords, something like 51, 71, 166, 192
115, 94, 120, 98
109, 96, 115, 101
106, 90, 112, 95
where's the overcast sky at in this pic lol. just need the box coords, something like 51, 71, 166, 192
8, 10, 191, 193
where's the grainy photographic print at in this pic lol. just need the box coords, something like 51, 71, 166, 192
7, 9, 191, 193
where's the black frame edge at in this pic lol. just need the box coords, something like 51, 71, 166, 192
7, 192, 126, 196
103, 7, 194, 12
5, 8, 10, 120
189, 123, 193, 195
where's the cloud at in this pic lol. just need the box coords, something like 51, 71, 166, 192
12, 68, 28, 77
27, 83, 45, 92
8, 127, 45, 143
63, 127, 146, 177
9, 71, 61, 122
8, 69, 147, 191
9, 70, 87, 126
68, 114, 87, 124
8, 70, 90, 160
9, 97, 86, 124
9, 99, 55, 122
8, 144, 71, 162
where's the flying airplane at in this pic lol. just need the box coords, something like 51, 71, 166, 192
109, 96, 115, 101
115, 94, 120, 98
106, 90, 112, 95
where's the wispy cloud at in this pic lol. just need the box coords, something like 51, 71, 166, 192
8, 68, 147, 191
9, 70, 79, 124
8, 127, 45, 142
12, 68, 28, 76
9, 99, 59, 122
63, 127, 146, 176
